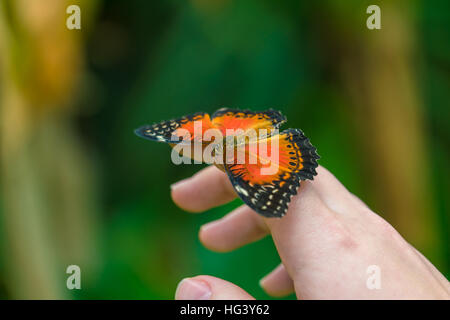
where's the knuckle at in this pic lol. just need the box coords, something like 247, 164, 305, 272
376, 217, 402, 240
321, 213, 358, 250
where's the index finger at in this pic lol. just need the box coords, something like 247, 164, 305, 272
171, 165, 355, 214
171, 165, 237, 212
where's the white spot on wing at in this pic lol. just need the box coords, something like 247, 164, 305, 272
235, 185, 249, 197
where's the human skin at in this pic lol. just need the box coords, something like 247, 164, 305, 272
171, 165, 450, 299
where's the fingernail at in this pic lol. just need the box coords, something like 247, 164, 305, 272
259, 276, 268, 289
199, 219, 221, 233
170, 179, 189, 191
259, 267, 277, 290
175, 278, 212, 300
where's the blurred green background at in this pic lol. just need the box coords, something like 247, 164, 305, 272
0, 0, 448, 299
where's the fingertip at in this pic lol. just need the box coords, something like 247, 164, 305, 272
187, 275, 255, 300
199, 206, 269, 252
170, 166, 237, 213
175, 277, 212, 300
170, 179, 204, 213
259, 264, 295, 298
259, 278, 290, 298
198, 222, 232, 252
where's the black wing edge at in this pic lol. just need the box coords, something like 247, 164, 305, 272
283, 128, 320, 180
223, 166, 298, 218
134, 111, 208, 143
211, 108, 287, 128
223, 128, 320, 218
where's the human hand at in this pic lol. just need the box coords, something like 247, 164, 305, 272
171, 165, 450, 299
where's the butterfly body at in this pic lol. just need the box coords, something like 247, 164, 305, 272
135, 108, 319, 218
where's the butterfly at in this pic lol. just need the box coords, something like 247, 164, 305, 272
135, 108, 319, 218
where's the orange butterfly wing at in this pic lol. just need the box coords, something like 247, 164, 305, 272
211, 108, 286, 136
135, 109, 319, 218
224, 129, 319, 217
135, 112, 215, 143
136, 108, 285, 143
